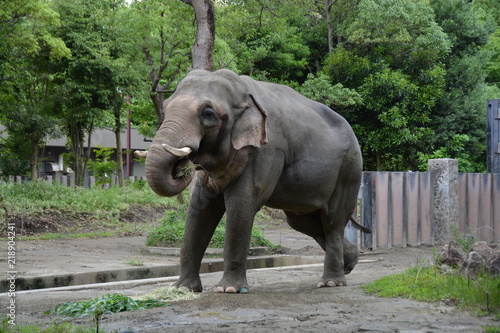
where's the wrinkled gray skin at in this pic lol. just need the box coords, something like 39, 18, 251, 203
146, 69, 362, 293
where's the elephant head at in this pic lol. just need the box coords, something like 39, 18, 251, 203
145, 69, 268, 197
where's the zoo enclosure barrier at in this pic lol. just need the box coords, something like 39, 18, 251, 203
6, 159, 500, 250
6, 174, 147, 188
357, 159, 500, 250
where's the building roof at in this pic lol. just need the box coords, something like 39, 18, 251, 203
0, 125, 152, 150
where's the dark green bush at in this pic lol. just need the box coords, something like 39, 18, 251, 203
146, 206, 278, 250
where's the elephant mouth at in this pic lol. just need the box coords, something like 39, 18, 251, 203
173, 157, 195, 180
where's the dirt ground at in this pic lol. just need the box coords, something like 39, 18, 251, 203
5, 228, 499, 332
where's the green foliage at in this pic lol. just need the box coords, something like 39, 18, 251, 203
49, 0, 145, 186
347, 0, 451, 66
47, 293, 167, 331
0, 133, 30, 179
1, 0, 499, 175
364, 266, 500, 316
146, 206, 277, 250
451, 225, 475, 253
216, 0, 311, 82
146, 208, 188, 247
87, 147, 118, 187
0, 316, 95, 333
298, 73, 362, 110
428, 0, 496, 172
0, 179, 170, 215
48, 293, 167, 319
0, 0, 69, 180
417, 134, 484, 172
125, 0, 193, 131
322, 0, 452, 170
124, 257, 144, 266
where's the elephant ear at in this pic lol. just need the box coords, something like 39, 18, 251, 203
232, 94, 268, 150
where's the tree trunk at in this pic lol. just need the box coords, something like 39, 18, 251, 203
150, 91, 166, 129
29, 140, 39, 181
68, 122, 93, 187
181, 0, 215, 71
114, 106, 124, 187
326, 0, 334, 53
69, 124, 85, 187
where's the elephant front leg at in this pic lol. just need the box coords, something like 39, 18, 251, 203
214, 209, 254, 293
175, 186, 225, 292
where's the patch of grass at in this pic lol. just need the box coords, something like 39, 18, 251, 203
145, 205, 282, 252
20, 231, 116, 241
484, 326, 500, 333
364, 265, 500, 317
0, 316, 95, 332
145, 207, 188, 247
1, 180, 184, 238
0, 180, 173, 215
124, 257, 144, 266
450, 225, 475, 253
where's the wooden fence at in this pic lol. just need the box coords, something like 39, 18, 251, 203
359, 171, 500, 249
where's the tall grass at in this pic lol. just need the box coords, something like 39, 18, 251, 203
364, 265, 500, 317
145, 206, 280, 250
0, 180, 178, 215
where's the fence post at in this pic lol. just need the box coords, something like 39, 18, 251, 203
428, 158, 459, 244
487, 99, 500, 173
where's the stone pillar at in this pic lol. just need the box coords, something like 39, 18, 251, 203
428, 159, 459, 244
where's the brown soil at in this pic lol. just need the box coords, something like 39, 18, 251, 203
4, 208, 499, 332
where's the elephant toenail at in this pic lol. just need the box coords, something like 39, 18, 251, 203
239, 287, 249, 294
225, 286, 237, 293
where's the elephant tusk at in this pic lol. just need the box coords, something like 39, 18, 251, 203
162, 144, 192, 157
134, 150, 148, 159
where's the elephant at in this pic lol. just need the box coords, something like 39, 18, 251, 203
145, 69, 363, 293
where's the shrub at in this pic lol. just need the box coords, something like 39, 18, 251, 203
145, 206, 278, 250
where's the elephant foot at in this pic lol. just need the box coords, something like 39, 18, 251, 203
175, 275, 203, 292
214, 286, 249, 293
214, 275, 249, 293
317, 276, 347, 288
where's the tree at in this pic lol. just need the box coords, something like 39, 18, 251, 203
216, 0, 311, 83
316, 0, 336, 53
1, 61, 63, 180
181, 0, 216, 71
429, 0, 496, 171
323, 0, 451, 170
475, 0, 500, 93
0, 0, 70, 179
51, 0, 140, 186
129, 0, 193, 128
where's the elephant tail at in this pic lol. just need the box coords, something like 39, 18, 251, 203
349, 216, 372, 234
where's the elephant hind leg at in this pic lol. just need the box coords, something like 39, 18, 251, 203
284, 210, 359, 274
319, 183, 360, 287
284, 210, 326, 251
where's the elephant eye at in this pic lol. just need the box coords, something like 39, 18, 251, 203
199, 106, 219, 127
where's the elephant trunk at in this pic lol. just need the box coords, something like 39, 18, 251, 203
145, 141, 195, 197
